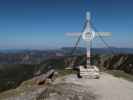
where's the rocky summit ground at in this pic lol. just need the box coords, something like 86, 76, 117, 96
60, 73, 133, 100
0, 72, 133, 100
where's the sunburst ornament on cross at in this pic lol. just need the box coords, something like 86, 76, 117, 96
82, 12, 95, 41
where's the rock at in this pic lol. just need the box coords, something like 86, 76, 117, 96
34, 69, 56, 85
36, 83, 96, 100
79, 65, 100, 79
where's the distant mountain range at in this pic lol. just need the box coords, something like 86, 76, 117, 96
0, 47, 133, 54
92, 48, 133, 54
61, 47, 133, 54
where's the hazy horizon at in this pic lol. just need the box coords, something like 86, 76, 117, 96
1, 47, 133, 51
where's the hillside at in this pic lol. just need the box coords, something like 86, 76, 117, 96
0, 54, 133, 94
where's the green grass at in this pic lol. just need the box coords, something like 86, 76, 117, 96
107, 70, 133, 82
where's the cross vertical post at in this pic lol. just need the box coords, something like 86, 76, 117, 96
86, 41, 91, 66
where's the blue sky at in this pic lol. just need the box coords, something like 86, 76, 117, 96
0, 0, 133, 49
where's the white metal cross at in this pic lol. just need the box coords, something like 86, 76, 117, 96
66, 11, 111, 67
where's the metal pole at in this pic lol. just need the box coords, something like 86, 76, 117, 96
86, 41, 91, 67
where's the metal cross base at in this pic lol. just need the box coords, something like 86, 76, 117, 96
78, 65, 100, 79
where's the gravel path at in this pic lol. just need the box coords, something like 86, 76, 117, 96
63, 73, 133, 100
